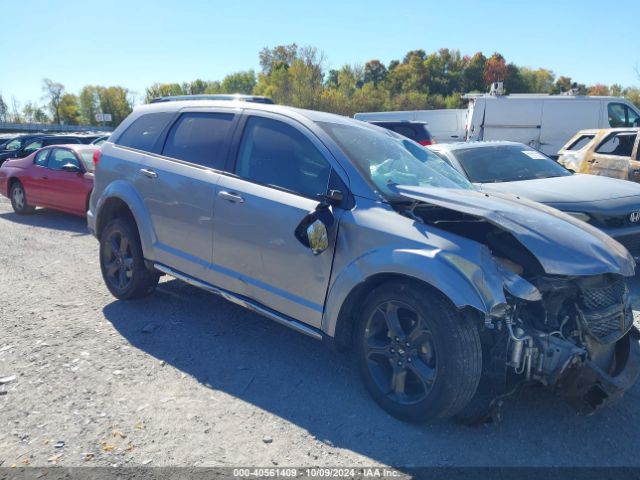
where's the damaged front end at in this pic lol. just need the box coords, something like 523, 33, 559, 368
492, 272, 640, 414
392, 185, 640, 417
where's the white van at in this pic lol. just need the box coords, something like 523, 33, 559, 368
465, 94, 640, 158
354, 109, 466, 143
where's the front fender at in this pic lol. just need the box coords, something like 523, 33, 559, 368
322, 244, 507, 337
94, 180, 156, 259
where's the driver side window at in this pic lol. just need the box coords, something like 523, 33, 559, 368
48, 148, 80, 171
235, 116, 332, 198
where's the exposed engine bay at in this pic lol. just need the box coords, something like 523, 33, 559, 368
400, 199, 640, 419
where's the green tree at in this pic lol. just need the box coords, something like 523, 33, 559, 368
259, 43, 299, 74
0, 93, 8, 122
505, 63, 527, 93
610, 84, 623, 97
59, 94, 81, 125
221, 71, 257, 94
624, 87, 640, 108
462, 52, 486, 92
144, 83, 185, 102
97, 86, 133, 126
363, 60, 388, 86
42, 78, 65, 124
79, 86, 100, 125
587, 84, 610, 96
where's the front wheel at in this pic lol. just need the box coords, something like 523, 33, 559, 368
100, 218, 159, 300
10, 181, 35, 214
356, 281, 482, 422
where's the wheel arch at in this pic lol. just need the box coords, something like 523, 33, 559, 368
7, 176, 21, 197
323, 247, 507, 350
94, 181, 155, 258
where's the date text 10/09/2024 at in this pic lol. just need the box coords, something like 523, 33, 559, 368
232, 468, 402, 477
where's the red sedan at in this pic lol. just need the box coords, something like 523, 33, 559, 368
0, 144, 98, 217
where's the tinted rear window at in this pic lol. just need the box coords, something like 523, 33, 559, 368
162, 112, 234, 169
116, 112, 174, 152
372, 122, 431, 142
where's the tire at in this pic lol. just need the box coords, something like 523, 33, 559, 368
10, 181, 35, 215
99, 218, 159, 300
356, 281, 482, 422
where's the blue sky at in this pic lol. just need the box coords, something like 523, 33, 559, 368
1, 0, 638, 106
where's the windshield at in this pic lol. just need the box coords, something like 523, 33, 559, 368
452, 145, 572, 183
318, 122, 473, 200
78, 150, 95, 172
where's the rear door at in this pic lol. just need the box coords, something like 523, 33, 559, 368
134, 108, 239, 280
212, 112, 344, 328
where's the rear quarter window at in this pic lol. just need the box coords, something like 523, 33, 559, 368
566, 134, 595, 151
115, 112, 174, 152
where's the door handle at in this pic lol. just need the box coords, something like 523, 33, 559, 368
218, 190, 244, 203
587, 159, 597, 164
41, 176, 48, 179
450, 135, 459, 138
140, 168, 158, 179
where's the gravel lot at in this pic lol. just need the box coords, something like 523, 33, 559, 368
1, 195, 640, 469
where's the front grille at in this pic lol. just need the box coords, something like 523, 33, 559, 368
587, 311, 627, 338
580, 279, 627, 310
578, 278, 632, 343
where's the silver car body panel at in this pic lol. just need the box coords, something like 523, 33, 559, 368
91, 101, 636, 343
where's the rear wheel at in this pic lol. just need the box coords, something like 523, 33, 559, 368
100, 218, 159, 300
356, 281, 482, 422
10, 181, 35, 214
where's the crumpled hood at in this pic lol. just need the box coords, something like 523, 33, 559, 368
394, 185, 635, 277
478, 174, 640, 204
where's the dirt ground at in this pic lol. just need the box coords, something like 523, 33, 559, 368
1, 196, 640, 469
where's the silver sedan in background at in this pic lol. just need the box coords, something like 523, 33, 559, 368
429, 141, 640, 261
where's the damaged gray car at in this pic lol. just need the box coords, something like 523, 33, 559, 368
89, 101, 640, 422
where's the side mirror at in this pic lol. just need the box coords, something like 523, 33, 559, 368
319, 189, 344, 206
294, 200, 336, 255
61, 163, 80, 173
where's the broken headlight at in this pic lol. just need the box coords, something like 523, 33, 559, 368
494, 257, 542, 302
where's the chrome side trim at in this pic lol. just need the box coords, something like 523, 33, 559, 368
154, 263, 323, 341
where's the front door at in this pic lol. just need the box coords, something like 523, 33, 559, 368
212, 114, 342, 328
43, 148, 87, 211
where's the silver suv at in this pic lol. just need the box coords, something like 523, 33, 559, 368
89, 100, 640, 422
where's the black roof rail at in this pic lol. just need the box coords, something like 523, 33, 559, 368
150, 94, 275, 105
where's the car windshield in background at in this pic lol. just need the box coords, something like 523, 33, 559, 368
318, 122, 472, 199
78, 150, 95, 172
453, 145, 572, 183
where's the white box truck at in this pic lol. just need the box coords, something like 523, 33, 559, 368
464, 93, 640, 158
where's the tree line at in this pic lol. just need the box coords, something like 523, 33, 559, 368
1, 45, 639, 127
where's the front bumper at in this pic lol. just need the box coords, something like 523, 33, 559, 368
556, 328, 640, 414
